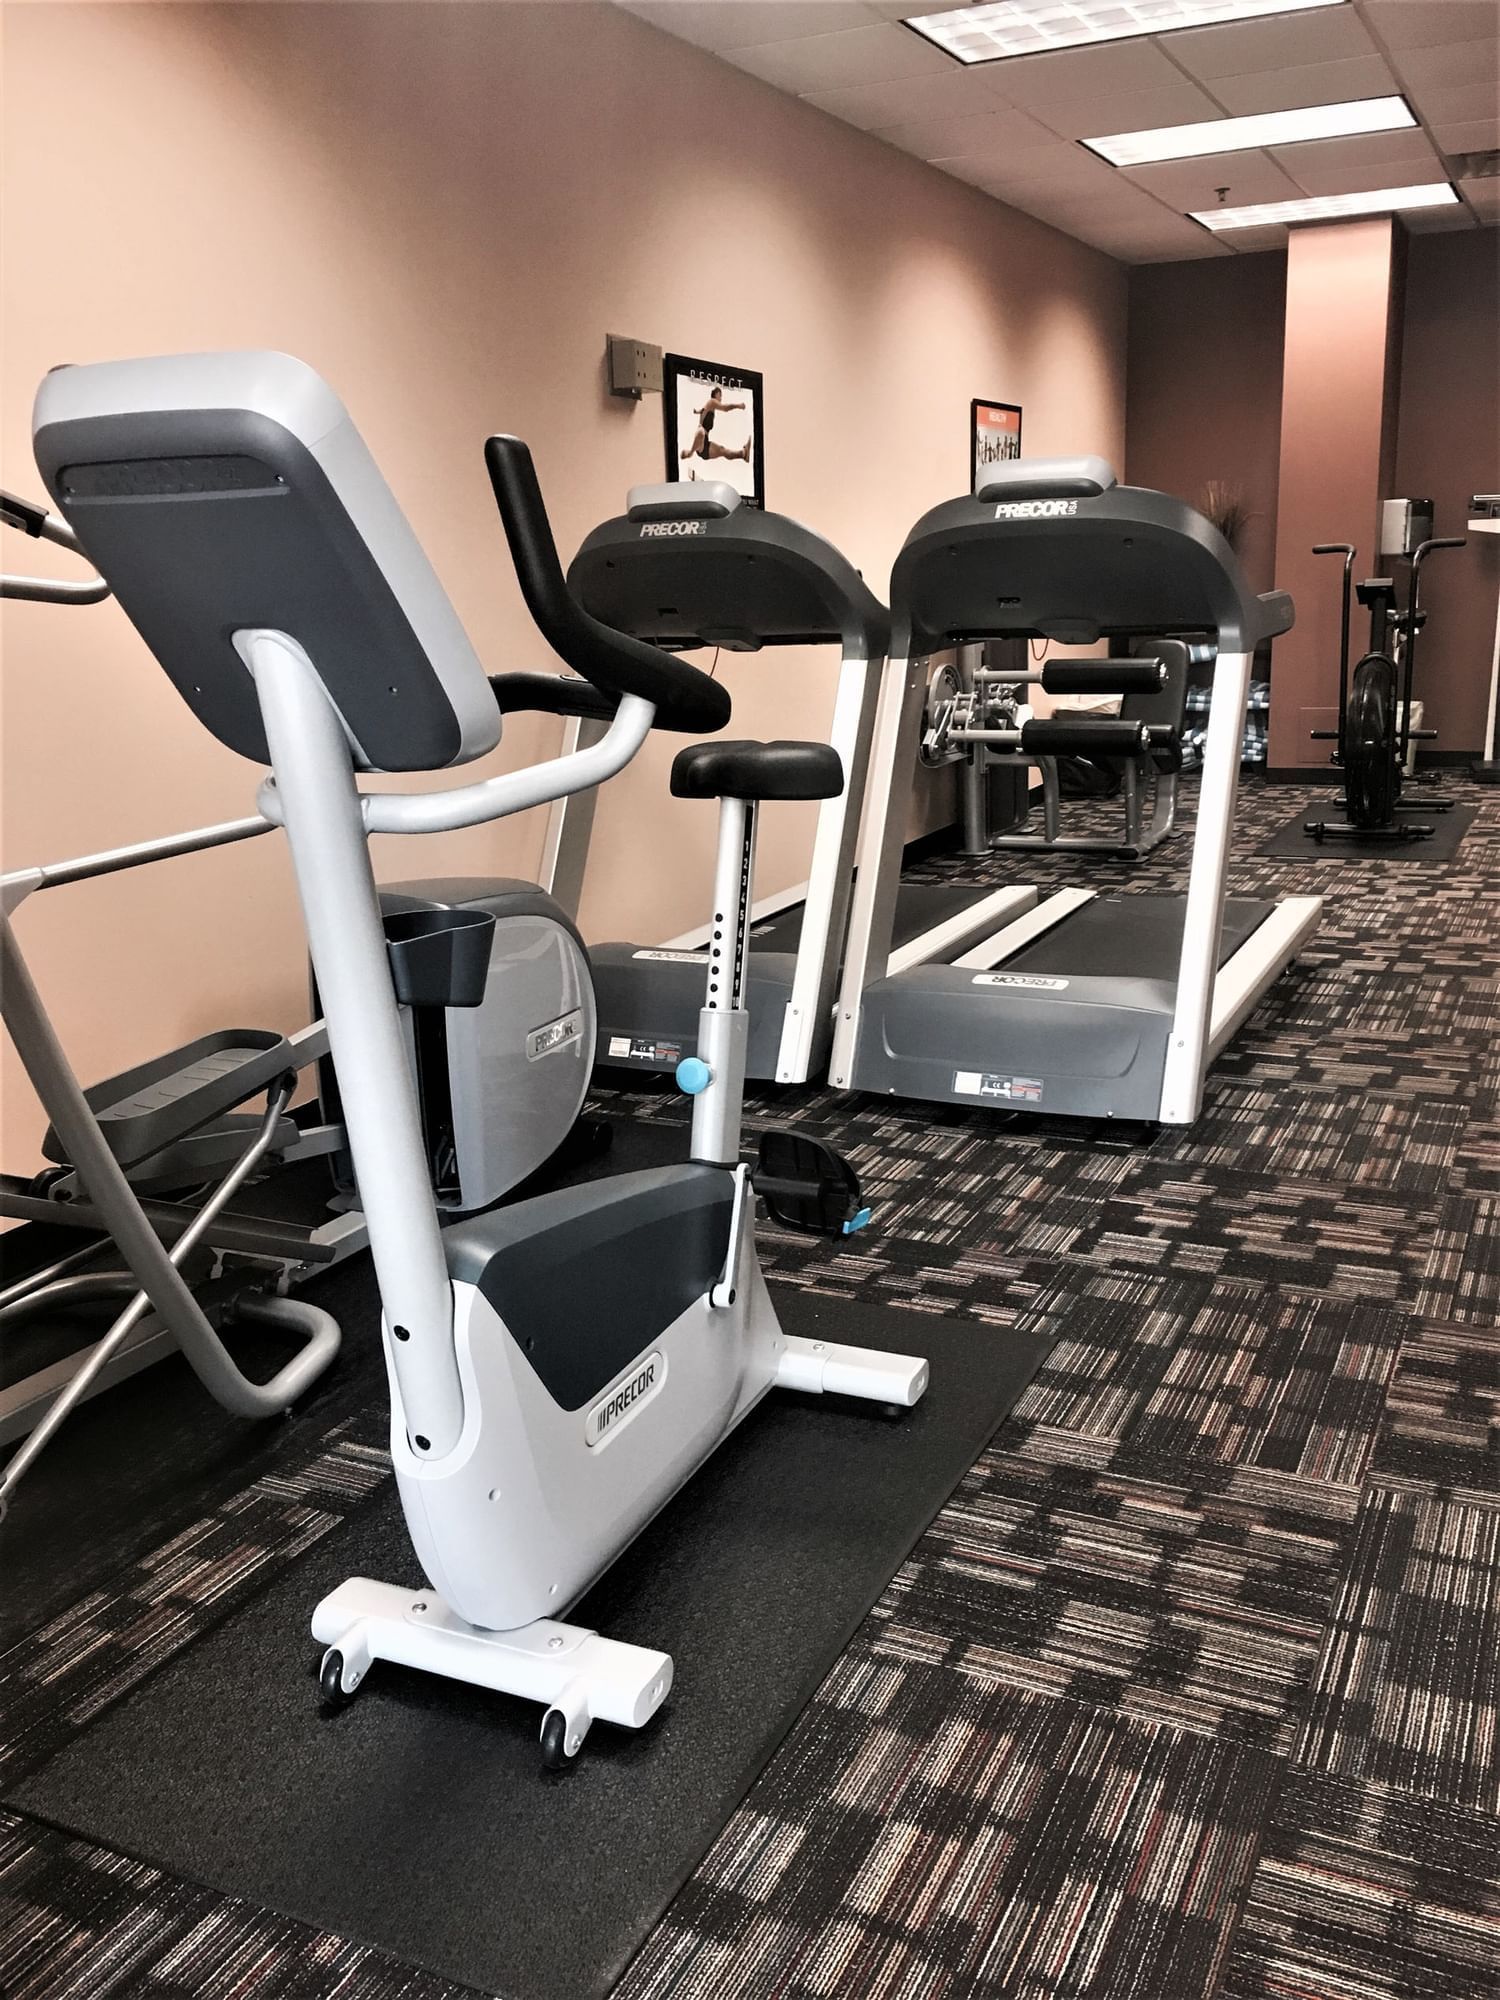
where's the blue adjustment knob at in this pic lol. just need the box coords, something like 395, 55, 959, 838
676, 1057, 713, 1095
841, 1205, 873, 1236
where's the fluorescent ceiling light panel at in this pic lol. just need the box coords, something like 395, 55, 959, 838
1084, 95, 1415, 166
906, 0, 1348, 67
1191, 181, 1458, 228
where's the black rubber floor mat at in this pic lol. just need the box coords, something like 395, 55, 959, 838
11, 1287, 1050, 2000
1257, 798, 1477, 860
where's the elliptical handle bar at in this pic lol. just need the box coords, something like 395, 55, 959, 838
1405, 535, 1467, 619
1, 487, 110, 604
483, 437, 730, 737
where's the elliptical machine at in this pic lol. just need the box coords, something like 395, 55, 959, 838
1306, 534, 1466, 844
26, 350, 928, 1766
0, 493, 602, 1498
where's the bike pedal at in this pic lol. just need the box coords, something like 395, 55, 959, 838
753, 1129, 868, 1239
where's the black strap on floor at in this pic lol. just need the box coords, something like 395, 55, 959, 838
11, 1286, 1051, 2000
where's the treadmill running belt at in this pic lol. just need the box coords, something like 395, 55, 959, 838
751, 877, 984, 957
1007, 894, 1271, 981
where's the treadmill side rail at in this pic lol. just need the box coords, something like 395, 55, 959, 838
952, 887, 1093, 971
1206, 895, 1323, 1066
886, 883, 1039, 977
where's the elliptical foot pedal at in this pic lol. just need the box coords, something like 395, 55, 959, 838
754, 1130, 869, 1238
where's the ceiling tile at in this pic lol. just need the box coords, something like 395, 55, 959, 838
938, 137, 1106, 187
1167, 6, 1376, 80
726, 20, 952, 90
1403, 200, 1476, 229
1270, 124, 1443, 189
1411, 78, 1500, 128
1388, 36, 1500, 92
1277, 147, 1448, 195
1125, 150, 1307, 208
1213, 53, 1398, 112
1459, 178, 1500, 214
802, 67, 994, 128
618, 1, 882, 53
874, 103, 1060, 158
1431, 116, 1500, 155
983, 39, 1189, 106
1215, 220, 1291, 252
1359, 1, 1499, 51
1072, 214, 1234, 261
1035, 81, 1226, 139
870, 0, 955, 15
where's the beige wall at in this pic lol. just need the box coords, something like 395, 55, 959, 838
0, 0, 1126, 1168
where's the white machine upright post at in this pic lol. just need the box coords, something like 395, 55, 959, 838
828, 649, 924, 1089
1158, 648, 1251, 1124
243, 627, 466, 1460
774, 641, 879, 1082
537, 712, 607, 921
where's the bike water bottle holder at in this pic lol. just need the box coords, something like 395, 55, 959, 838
753, 1130, 870, 1239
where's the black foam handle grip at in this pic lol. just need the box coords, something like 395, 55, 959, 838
484, 437, 731, 737
1020, 718, 1151, 757
1039, 661, 1165, 695
487, 672, 619, 722
1312, 543, 1355, 557
0, 489, 50, 537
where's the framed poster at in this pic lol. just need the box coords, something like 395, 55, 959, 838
971, 399, 1023, 491
663, 353, 764, 508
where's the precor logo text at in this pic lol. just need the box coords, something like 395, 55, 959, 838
994, 499, 1077, 520
585, 1352, 666, 1445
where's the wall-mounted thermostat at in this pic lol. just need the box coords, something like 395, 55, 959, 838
607, 336, 663, 400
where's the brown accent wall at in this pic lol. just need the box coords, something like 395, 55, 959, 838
1269, 219, 1401, 770
1125, 252, 1285, 596
1392, 230, 1500, 755
1128, 223, 1499, 769
0, 1, 1126, 1168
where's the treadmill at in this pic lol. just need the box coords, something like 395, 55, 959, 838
558, 481, 1034, 1084
829, 456, 1323, 1125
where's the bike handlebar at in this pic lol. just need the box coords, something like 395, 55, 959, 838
1, 487, 111, 604
483, 437, 730, 737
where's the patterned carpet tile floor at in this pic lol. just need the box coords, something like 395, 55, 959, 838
3, 776, 1499, 1999
1217, 1771, 1500, 2000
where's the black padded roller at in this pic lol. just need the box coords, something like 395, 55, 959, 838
1039, 661, 1166, 695
1019, 718, 1152, 757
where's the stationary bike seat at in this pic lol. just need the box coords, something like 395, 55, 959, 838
670, 740, 843, 801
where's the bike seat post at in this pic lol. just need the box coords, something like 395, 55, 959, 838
689, 794, 756, 1168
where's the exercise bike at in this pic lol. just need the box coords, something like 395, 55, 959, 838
25, 349, 929, 1767
1305, 534, 1465, 844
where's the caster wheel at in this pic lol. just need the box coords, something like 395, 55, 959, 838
880, 1402, 907, 1422
540, 1710, 571, 1772
319, 1647, 354, 1707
